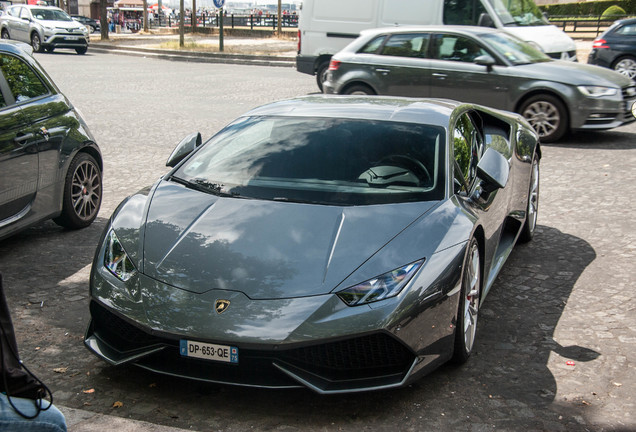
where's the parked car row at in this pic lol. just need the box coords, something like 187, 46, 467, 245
0, 5, 90, 54
323, 25, 636, 142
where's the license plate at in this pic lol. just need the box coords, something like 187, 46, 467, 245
180, 340, 238, 364
64, 36, 79, 40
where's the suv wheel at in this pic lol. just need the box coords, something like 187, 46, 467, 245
76, 47, 87, 55
31, 33, 43, 53
1, 29, 9, 39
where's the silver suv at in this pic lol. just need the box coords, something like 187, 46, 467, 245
0, 5, 89, 54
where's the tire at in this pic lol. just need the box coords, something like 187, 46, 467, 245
53, 152, 102, 229
90, 25, 97, 34
519, 94, 568, 143
343, 84, 375, 96
519, 153, 540, 243
1, 29, 9, 40
612, 56, 636, 80
451, 237, 481, 365
31, 32, 43, 53
76, 47, 87, 55
315, 61, 329, 92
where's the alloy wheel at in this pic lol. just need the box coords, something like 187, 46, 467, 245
527, 157, 540, 235
614, 58, 636, 80
71, 159, 101, 222
463, 243, 480, 353
522, 100, 560, 139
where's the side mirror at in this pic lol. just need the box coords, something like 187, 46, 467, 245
477, 13, 495, 28
476, 147, 509, 191
474, 54, 496, 68
166, 132, 202, 167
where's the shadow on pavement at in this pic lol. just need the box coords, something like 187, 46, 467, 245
554, 129, 636, 150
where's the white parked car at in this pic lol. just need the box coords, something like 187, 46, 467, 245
0, 5, 89, 54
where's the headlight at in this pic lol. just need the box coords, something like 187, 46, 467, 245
578, 86, 618, 98
104, 230, 137, 282
337, 260, 424, 306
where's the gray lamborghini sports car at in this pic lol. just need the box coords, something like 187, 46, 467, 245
85, 96, 540, 394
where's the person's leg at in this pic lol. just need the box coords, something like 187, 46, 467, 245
0, 393, 67, 432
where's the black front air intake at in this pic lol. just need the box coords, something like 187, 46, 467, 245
90, 301, 163, 351
280, 333, 414, 381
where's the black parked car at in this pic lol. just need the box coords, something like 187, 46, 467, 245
588, 18, 636, 80
0, 40, 102, 240
72, 15, 100, 33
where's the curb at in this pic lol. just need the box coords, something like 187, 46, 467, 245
60, 405, 193, 432
89, 43, 295, 67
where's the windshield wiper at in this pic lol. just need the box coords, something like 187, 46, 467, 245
170, 176, 242, 198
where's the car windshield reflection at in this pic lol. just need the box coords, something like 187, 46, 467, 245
173, 116, 446, 206
481, 32, 551, 64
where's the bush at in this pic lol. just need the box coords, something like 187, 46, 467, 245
540, 0, 636, 17
601, 5, 626, 16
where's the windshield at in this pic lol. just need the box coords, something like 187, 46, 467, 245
486, 0, 548, 26
31, 8, 73, 21
481, 32, 551, 64
173, 116, 445, 206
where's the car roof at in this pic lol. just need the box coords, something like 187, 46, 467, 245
242, 96, 466, 128
359, 25, 501, 38
21, 4, 64, 10
0, 40, 34, 57
614, 18, 636, 26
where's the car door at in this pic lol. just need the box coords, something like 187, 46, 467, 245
0, 54, 39, 226
369, 32, 432, 97
452, 111, 511, 288
15, 7, 32, 43
428, 33, 509, 110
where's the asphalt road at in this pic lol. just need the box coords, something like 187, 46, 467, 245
0, 50, 635, 432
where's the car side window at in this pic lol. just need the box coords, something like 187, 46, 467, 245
0, 54, 49, 103
19, 7, 30, 20
379, 33, 430, 58
431, 34, 487, 63
0, 87, 6, 109
443, 0, 488, 25
453, 113, 483, 193
358, 35, 386, 54
615, 24, 636, 36
8, 6, 20, 17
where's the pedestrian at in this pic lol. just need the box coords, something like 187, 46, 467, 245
0, 274, 67, 432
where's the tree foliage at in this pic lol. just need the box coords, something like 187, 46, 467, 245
540, 0, 635, 17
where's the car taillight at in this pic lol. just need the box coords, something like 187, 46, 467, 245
328, 60, 341, 71
592, 38, 610, 49
297, 30, 301, 54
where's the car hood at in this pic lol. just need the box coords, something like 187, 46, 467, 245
137, 180, 439, 300
504, 25, 576, 55
36, 19, 84, 30
514, 60, 633, 87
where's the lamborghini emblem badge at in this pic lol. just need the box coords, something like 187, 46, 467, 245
215, 299, 230, 315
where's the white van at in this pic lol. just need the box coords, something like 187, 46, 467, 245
297, 0, 578, 90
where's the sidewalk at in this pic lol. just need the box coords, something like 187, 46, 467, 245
60, 406, 191, 432
88, 31, 594, 64
89, 31, 297, 67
